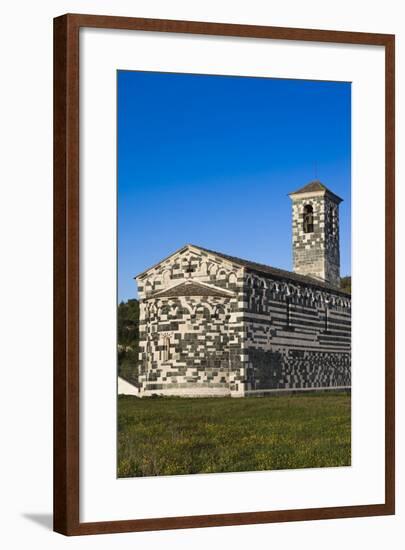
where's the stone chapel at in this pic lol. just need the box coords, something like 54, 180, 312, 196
134, 181, 351, 397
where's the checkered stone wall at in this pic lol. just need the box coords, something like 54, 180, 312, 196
242, 272, 351, 395
291, 192, 341, 288
136, 247, 246, 397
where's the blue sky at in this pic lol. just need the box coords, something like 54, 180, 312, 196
118, 71, 351, 302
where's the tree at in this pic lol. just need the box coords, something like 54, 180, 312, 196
117, 299, 140, 384
340, 276, 351, 294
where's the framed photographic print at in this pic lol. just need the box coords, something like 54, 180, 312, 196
53, 14, 395, 535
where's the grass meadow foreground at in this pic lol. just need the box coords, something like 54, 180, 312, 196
117, 392, 351, 477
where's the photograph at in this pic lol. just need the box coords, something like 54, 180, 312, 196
116, 70, 352, 478
0, 0, 397, 542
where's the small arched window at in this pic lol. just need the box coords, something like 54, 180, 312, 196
303, 204, 314, 233
324, 305, 329, 333
285, 296, 291, 328
163, 335, 170, 362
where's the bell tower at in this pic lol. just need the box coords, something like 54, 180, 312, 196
289, 180, 343, 288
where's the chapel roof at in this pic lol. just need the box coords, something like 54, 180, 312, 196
288, 180, 343, 203
136, 244, 350, 297
191, 245, 350, 296
147, 280, 233, 300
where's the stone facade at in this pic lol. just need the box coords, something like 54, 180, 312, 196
135, 182, 351, 398
136, 249, 246, 397
243, 269, 351, 395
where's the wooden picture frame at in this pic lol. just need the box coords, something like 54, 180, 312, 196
54, 13, 395, 536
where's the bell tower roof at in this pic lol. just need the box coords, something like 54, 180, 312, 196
289, 180, 343, 204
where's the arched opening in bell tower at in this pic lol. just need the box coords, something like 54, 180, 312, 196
303, 204, 314, 233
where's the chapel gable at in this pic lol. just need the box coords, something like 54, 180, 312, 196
136, 245, 242, 300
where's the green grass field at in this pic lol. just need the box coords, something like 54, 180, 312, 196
117, 393, 351, 477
